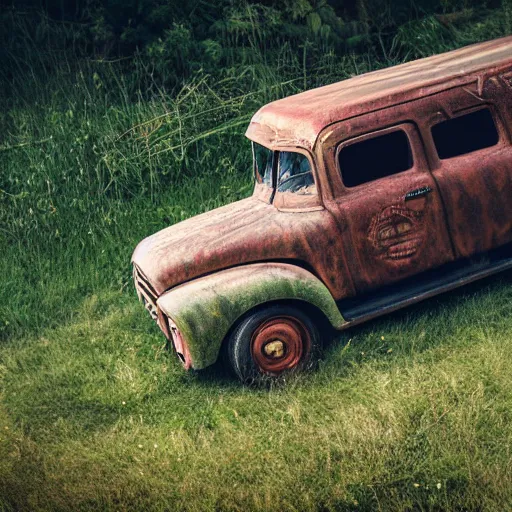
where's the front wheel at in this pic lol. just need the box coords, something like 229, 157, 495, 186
226, 304, 321, 383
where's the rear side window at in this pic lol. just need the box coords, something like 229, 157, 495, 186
339, 129, 413, 188
431, 108, 499, 160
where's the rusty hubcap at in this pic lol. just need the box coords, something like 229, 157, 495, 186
251, 316, 311, 374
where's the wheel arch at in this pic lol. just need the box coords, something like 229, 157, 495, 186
156, 262, 347, 370
222, 297, 335, 348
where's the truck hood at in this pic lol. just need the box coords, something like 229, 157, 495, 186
131, 195, 343, 297
132, 197, 272, 294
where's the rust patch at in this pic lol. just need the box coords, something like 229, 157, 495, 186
369, 204, 426, 260
132, 196, 354, 301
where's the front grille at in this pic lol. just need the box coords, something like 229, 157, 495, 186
133, 265, 158, 321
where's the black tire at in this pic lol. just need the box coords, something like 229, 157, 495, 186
226, 304, 321, 384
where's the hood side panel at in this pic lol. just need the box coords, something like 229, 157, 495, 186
132, 197, 352, 300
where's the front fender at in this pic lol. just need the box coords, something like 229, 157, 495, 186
156, 262, 346, 370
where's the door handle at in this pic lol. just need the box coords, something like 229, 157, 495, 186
405, 186, 433, 200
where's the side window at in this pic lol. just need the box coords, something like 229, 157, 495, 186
338, 129, 413, 188
277, 152, 316, 195
431, 108, 499, 160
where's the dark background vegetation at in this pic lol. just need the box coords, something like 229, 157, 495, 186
2, 0, 511, 341
2, 1, 512, 510
0, 0, 506, 96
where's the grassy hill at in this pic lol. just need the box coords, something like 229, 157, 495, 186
1, 5, 512, 510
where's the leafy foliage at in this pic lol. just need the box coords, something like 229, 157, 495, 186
1, 1, 511, 341
1, 0, 503, 94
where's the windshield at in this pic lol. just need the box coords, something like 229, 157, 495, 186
253, 142, 273, 186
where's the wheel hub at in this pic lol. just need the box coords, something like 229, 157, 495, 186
262, 340, 286, 359
251, 316, 311, 375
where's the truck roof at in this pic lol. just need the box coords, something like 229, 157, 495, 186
245, 35, 512, 151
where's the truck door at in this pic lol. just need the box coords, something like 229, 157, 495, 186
322, 114, 455, 295
425, 80, 512, 258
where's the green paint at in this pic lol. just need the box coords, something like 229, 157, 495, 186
157, 264, 346, 369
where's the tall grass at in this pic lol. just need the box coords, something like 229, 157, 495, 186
1, 5, 512, 510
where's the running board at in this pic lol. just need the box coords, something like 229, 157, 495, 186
337, 243, 512, 324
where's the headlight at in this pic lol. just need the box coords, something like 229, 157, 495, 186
157, 308, 191, 369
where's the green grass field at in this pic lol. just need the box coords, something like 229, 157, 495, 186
2, 7, 512, 511
2, 275, 512, 510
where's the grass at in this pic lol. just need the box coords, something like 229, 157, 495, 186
2, 276, 512, 510
2, 6, 512, 511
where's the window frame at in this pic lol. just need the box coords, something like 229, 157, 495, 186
335, 123, 422, 191
429, 105, 501, 161
251, 140, 322, 210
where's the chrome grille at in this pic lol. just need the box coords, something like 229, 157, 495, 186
133, 265, 158, 321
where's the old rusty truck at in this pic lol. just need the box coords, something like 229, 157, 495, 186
133, 36, 512, 382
